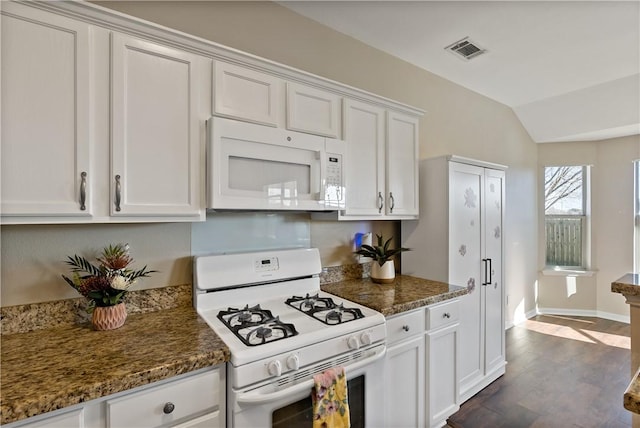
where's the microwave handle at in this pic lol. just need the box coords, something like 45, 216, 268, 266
317, 150, 326, 201
236, 346, 386, 405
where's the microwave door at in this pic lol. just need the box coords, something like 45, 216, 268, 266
214, 135, 325, 210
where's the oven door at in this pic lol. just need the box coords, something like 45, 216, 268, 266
229, 344, 385, 428
208, 117, 330, 211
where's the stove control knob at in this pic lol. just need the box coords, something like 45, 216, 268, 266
286, 354, 300, 370
360, 331, 372, 345
347, 335, 361, 350
267, 360, 282, 377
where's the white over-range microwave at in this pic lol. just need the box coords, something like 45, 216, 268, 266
207, 117, 345, 211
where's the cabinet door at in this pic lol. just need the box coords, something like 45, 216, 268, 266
1, 4, 92, 218
111, 33, 209, 218
426, 324, 459, 428
483, 168, 505, 375
8, 408, 84, 428
449, 161, 484, 400
214, 61, 281, 127
386, 111, 419, 216
342, 99, 385, 216
286, 82, 341, 138
384, 335, 425, 428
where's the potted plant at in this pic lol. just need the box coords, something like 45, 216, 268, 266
62, 243, 155, 330
354, 234, 410, 284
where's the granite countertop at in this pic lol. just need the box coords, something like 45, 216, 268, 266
625, 367, 640, 415
321, 275, 468, 317
0, 306, 230, 425
611, 273, 640, 296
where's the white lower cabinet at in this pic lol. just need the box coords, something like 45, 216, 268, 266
4, 367, 224, 428
385, 309, 425, 428
384, 299, 460, 428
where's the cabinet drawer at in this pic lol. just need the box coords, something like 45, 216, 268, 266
386, 309, 424, 344
106, 369, 220, 428
426, 299, 459, 330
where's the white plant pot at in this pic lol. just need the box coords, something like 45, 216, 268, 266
370, 260, 395, 284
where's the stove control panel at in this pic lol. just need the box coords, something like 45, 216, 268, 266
254, 257, 279, 272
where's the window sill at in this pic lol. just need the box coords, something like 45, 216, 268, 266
542, 268, 596, 277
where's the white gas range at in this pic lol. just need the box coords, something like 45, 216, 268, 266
194, 248, 386, 428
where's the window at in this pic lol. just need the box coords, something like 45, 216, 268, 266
544, 166, 589, 269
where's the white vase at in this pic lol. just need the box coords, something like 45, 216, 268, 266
370, 260, 395, 284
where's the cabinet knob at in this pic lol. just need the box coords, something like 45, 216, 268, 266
163, 402, 175, 414
402, 325, 410, 332
442, 312, 451, 319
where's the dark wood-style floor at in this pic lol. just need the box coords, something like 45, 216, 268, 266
447, 314, 632, 428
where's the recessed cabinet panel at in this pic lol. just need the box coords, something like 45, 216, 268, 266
386, 111, 419, 216
1, 4, 91, 218
214, 61, 281, 127
286, 82, 341, 138
342, 99, 386, 216
111, 33, 208, 217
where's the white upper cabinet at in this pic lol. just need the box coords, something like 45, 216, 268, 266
342, 99, 386, 216
386, 111, 419, 217
213, 61, 282, 127
111, 33, 209, 218
1, 3, 92, 218
338, 100, 419, 219
286, 82, 341, 138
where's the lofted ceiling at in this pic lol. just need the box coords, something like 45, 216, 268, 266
280, 1, 640, 143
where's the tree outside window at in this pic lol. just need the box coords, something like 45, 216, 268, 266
544, 166, 587, 269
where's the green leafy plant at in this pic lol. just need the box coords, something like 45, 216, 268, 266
354, 234, 410, 266
62, 244, 156, 311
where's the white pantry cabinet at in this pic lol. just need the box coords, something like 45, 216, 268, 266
0, 2, 210, 224
4, 367, 225, 428
402, 155, 506, 404
337, 99, 419, 220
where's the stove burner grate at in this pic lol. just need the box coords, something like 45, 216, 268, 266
285, 293, 364, 325
217, 305, 298, 347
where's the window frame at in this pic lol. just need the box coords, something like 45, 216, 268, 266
634, 160, 640, 273
543, 165, 591, 271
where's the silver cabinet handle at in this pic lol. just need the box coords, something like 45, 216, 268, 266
79, 172, 87, 211
114, 175, 122, 212
402, 325, 410, 332
442, 312, 451, 319
378, 192, 384, 213
163, 402, 175, 414
389, 192, 395, 213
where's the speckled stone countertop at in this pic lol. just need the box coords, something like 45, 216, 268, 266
625, 367, 640, 415
0, 306, 230, 425
612, 273, 640, 296
321, 275, 468, 317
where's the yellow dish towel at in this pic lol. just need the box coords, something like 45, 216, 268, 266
312, 367, 350, 428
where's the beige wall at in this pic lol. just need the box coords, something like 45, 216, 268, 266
2, 1, 540, 328
537, 135, 640, 319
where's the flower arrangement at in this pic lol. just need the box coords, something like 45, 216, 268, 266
62, 243, 155, 311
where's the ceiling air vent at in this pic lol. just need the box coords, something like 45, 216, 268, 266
445, 37, 486, 60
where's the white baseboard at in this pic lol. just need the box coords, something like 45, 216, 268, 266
505, 308, 538, 329
535, 307, 630, 324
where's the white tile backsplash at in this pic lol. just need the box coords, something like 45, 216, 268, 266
191, 212, 310, 256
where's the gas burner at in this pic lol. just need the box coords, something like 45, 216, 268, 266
286, 294, 364, 325
218, 307, 298, 346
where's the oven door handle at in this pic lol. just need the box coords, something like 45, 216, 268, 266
236, 346, 386, 405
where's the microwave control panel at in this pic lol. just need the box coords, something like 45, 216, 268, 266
326, 154, 343, 188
